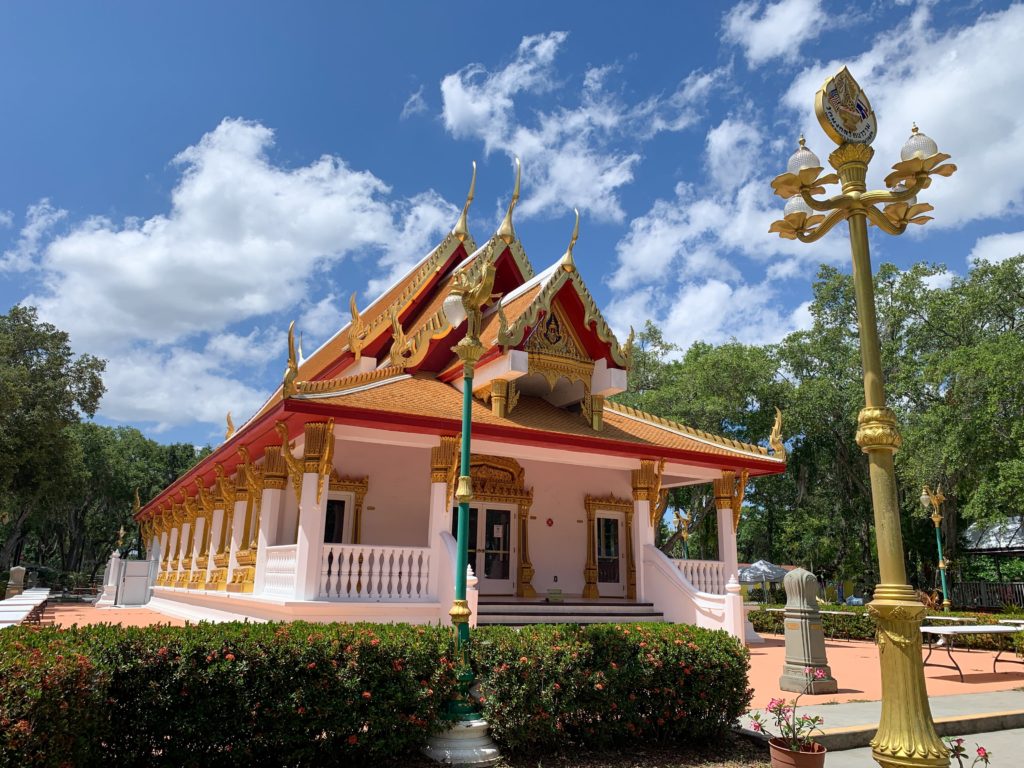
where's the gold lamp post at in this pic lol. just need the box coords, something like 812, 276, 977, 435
769, 67, 957, 768
921, 486, 952, 612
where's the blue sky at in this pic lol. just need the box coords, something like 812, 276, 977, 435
2, 1, 1023, 446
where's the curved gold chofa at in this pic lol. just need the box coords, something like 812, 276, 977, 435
452, 161, 476, 243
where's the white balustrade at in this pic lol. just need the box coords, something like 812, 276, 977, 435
671, 559, 726, 594
320, 544, 431, 601
263, 544, 298, 598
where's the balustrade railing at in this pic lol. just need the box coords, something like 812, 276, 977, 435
671, 558, 725, 594
263, 545, 298, 598
320, 544, 431, 601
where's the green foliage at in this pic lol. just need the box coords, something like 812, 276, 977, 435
472, 623, 751, 754
748, 606, 1018, 650
618, 257, 1024, 594
0, 621, 753, 765
0, 622, 458, 768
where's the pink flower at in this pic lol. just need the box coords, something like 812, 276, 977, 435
752, 721, 763, 732
814, 668, 826, 679
977, 747, 988, 759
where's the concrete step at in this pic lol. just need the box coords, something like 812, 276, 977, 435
478, 600, 657, 615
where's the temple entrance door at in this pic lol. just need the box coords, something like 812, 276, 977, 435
451, 505, 516, 595
596, 512, 626, 598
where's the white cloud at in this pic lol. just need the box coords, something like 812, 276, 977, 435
0, 210, 13, 228
400, 85, 427, 120
724, 0, 826, 68
607, 277, 811, 352
784, 4, 1024, 230
968, 231, 1024, 266
440, 32, 724, 222
25, 118, 455, 431
1, 199, 67, 272
299, 293, 342, 349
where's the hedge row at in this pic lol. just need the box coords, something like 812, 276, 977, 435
0, 621, 750, 767
473, 623, 751, 753
749, 606, 1024, 652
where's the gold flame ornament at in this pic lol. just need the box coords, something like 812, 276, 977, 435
282, 321, 300, 398
225, 411, 235, 441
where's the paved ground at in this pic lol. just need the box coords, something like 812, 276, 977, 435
823, 727, 1022, 767
748, 634, 1024, 707
47, 601, 186, 627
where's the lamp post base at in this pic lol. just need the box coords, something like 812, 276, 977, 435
868, 584, 948, 768
423, 718, 501, 767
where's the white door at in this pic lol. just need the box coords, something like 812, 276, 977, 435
596, 512, 626, 598
451, 505, 516, 595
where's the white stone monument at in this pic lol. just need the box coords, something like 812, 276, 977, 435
5, 566, 26, 599
779, 567, 837, 694
96, 551, 121, 607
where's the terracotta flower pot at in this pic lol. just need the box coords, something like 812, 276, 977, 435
768, 737, 827, 768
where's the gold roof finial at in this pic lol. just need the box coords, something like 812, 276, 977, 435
497, 156, 521, 245
452, 161, 476, 243
132, 488, 141, 515
560, 208, 580, 273
911, 122, 919, 134
225, 411, 235, 441
798, 134, 806, 148
769, 407, 787, 460
283, 321, 300, 398
349, 293, 367, 362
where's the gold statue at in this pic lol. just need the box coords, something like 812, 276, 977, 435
225, 411, 235, 441
117, 525, 126, 547
282, 321, 300, 398
769, 407, 786, 459
451, 262, 498, 341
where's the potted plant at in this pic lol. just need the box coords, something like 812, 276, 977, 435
749, 667, 827, 767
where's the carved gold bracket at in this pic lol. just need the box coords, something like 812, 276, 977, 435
274, 421, 304, 504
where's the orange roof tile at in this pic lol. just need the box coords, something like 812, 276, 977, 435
291, 374, 783, 466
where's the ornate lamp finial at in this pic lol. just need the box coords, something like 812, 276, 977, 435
497, 156, 521, 245
452, 161, 476, 243
560, 208, 579, 272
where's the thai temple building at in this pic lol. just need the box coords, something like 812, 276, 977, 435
133, 165, 785, 640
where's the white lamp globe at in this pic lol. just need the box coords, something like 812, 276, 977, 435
901, 124, 938, 161
442, 292, 468, 328
787, 136, 820, 175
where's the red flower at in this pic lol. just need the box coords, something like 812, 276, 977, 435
225, 653, 236, 662
347, 735, 358, 745
307, 662, 316, 669
977, 747, 988, 759
595, 683, 604, 691
297, 706, 306, 715
362, 691, 372, 699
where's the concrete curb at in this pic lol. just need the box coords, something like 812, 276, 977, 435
737, 709, 1024, 751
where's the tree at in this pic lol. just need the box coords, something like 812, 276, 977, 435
0, 306, 105, 570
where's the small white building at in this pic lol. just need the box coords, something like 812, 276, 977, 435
134, 184, 785, 639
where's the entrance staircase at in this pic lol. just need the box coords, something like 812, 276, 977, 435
476, 598, 664, 626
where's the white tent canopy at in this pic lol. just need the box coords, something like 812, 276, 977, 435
738, 559, 789, 584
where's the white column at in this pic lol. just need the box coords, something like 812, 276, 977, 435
255, 485, 284, 595
716, 504, 739, 580
294, 470, 327, 600
632, 499, 651, 601
427, 481, 449, 599
226, 499, 243, 577
166, 527, 179, 579
207, 508, 224, 564
191, 518, 206, 567
176, 522, 191, 582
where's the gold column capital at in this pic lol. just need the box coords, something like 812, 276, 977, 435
631, 458, 664, 502
262, 445, 288, 490
431, 435, 460, 483
855, 406, 902, 453
302, 420, 334, 472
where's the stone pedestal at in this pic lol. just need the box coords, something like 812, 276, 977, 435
5, 566, 25, 599
422, 719, 500, 767
96, 551, 121, 607
779, 567, 837, 694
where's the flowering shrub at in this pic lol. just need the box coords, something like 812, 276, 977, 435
945, 736, 992, 766
0, 622, 457, 767
472, 623, 752, 753
748, 667, 826, 752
